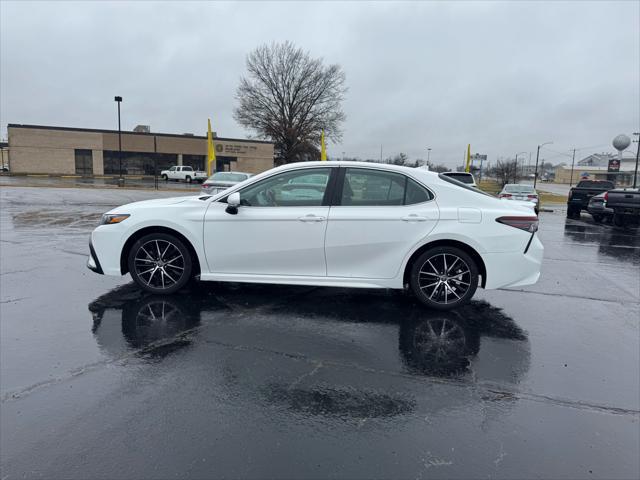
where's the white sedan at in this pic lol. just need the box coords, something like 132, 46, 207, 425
88, 162, 543, 310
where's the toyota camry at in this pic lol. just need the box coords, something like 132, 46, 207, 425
88, 161, 543, 310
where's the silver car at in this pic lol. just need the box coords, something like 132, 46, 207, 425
200, 171, 253, 195
499, 184, 539, 214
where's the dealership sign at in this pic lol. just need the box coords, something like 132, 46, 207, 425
608, 159, 620, 172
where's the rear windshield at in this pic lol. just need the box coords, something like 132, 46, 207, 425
504, 184, 535, 193
442, 172, 475, 184
577, 180, 614, 189
438, 173, 492, 197
210, 172, 248, 182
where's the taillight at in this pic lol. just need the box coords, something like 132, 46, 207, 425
603, 191, 608, 202
500, 194, 512, 198
527, 195, 537, 199
496, 216, 539, 233
568, 191, 573, 200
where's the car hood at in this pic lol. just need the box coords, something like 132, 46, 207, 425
107, 195, 197, 213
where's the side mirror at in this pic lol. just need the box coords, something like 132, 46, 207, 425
225, 192, 240, 215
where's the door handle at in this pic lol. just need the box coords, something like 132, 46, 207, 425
401, 214, 428, 222
298, 214, 326, 223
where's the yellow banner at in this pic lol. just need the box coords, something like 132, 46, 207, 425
320, 130, 327, 161
465, 144, 471, 173
207, 118, 216, 175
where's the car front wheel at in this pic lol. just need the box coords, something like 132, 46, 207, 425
410, 247, 479, 310
128, 233, 193, 294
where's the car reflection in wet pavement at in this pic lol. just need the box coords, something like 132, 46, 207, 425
90, 283, 530, 421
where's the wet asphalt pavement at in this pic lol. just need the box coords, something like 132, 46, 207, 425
1, 186, 639, 479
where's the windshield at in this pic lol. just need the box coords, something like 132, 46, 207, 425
443, 172, 474, 184
504, 184, 535, 193
209, 172, 248, 182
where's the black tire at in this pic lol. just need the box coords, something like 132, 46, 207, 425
410, 246, 479, 310
566, 206, 579, 219
185, 176, 192, 184
591, 214, 603, 223
128, 233, 193, 294
161, 174, 168, 181
613, 214, 626, 228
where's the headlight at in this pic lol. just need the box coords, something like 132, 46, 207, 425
100, 214, 130, 225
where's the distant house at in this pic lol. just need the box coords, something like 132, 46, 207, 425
554, 152, 637, 185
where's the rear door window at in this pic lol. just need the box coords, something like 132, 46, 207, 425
339, 168, 433, 206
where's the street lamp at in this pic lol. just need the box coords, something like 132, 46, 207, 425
633, 133, 639, 189
427, 148, 432, 164
114, 96, 123, 187
514, 151, 527, 183
533, 141, 553, 188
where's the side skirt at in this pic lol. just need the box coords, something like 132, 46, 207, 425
198, 272, 402, 289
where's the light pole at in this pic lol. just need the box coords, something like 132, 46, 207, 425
569, 148, 577, 186
114, 96, 123, 187
533, 141, 553, 188
514, 151, 527, 183
427, 148, 432, 164
633, 133, 639, 189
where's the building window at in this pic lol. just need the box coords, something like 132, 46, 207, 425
103, 151, 177, 175
75, 149, 93, 175
183, 155, 205, 171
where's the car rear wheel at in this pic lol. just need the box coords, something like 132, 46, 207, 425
410, 247, 479, 310
128, 233, 192, 294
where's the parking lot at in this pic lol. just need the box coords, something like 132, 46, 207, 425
1, 185, 638, 479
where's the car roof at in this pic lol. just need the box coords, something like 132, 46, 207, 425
274, 160, 440, 177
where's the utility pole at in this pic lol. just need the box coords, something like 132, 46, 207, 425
427, 148, 431, 164
534, 141, 553, 188
633, 133, 639, 189
569, 148, 576, 186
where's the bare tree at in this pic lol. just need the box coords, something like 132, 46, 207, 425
426, 161, 449, 173
492, 159, 518, 186
234, 42, 347, 164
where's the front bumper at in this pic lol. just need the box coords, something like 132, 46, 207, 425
87, 241, 104, 275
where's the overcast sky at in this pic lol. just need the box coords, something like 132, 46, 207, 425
1, 1, 638, 167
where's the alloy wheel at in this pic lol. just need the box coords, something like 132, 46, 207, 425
418, 253, 472, 305
134, 239, 186, 290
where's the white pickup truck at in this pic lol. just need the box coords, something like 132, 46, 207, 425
160, 166, 208, 183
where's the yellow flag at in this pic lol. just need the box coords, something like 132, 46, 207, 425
465, 144, 471, 173
207, 118, 216, 175
320, 130, 327, 161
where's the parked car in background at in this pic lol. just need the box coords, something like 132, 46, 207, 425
160, 166, 208, 183
88, 161, 543, 310
201, 171, 253, 195
587, 192, 613, 223
499, 184, 540, 214
567, 180, 615, 219
604, 188, 640, 227
441, 172, 477, 188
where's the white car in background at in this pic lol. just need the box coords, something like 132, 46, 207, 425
441, 172, 477, 188
201, 171, 253, 195
499, 184, 540, 214
88, 161, 543, 310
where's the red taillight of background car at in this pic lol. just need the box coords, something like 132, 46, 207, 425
500, 193, 512, 198
527, 195, 537, 199
603, 191, 608, 202
496, 216, 539, 233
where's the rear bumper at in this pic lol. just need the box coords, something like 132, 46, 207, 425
483, 234, 543, 289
